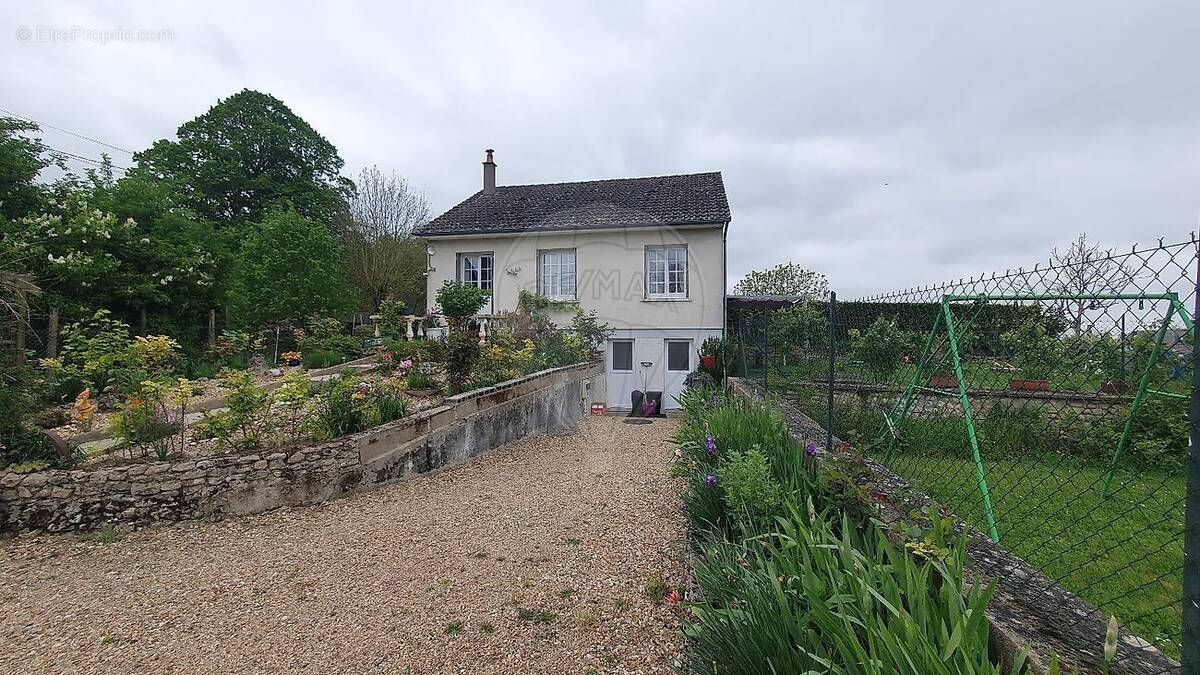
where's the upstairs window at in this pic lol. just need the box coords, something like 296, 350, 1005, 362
538, 249, 576, 300
646, 246, 687, 299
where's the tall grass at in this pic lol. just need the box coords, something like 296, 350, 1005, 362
675, 387, 1014, 674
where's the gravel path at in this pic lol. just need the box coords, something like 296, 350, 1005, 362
0, 416, 687, 674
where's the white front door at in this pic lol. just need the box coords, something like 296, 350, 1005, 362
457, 252, 494, 314
663, 338, 693, 409
606, 339, 637, 410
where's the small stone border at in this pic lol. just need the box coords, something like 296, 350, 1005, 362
729, 377, 1179, 675
1, 362, 603, 535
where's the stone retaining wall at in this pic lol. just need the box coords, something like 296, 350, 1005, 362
0, 362, 603, 534
783, 379, 1129, 421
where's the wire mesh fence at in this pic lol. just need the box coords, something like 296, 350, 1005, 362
735, 237, 1200, 671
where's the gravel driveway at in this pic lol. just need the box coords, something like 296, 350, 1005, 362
0, 416, 686, 674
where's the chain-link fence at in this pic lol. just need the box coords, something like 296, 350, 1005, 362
736, 237, 1200, 671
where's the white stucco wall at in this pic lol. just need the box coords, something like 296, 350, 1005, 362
423, 225, 726, 332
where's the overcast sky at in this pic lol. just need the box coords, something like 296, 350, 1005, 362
3, 1, 1198, 297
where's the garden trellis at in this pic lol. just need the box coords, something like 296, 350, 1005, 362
735, 236, 1200, 672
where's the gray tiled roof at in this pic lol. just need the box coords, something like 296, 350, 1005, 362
415, 171, 729, 236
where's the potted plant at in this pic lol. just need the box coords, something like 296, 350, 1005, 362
281, 350, 303, 367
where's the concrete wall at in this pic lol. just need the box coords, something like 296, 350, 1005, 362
424, 225, 726, 332
0, 363, 603, 534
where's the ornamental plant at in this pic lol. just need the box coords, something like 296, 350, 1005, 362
194, 369, 273, 452
111, 379, 194, 461
436, 280, 489, 325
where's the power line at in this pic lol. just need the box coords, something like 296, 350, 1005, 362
44, 144, 130, 173
0, 105, 136, 156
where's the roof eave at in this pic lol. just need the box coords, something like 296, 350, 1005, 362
414, 219, 728, 239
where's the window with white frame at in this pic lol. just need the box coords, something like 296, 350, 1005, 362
538, 249, 576, 300
646, 246, 687, 299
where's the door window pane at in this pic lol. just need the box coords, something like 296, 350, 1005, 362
611, 340, 633, 371
667, 340, 690, 371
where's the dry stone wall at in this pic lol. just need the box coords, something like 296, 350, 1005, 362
0, 363, 603, 534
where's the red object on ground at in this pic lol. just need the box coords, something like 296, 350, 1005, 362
1009, 378, 1051, 392
701, 355, 717, 369
590, 403, 607, 416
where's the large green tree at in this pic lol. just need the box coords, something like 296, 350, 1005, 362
0, 175, 223, 339
133, 90, 354, 227
230, 208, 355, 323
0, 117, 51, 222
733, 262, 829, 299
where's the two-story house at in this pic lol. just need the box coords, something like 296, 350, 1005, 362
415, 150, 730, 411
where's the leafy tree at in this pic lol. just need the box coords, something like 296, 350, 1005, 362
0, 187, 221, 328
133, 90, 354, 226
230, 208, 355, 323
733, 262, 828, 299
851, 317, 910, 383
767, 304, 827, 353
0, 116, 51, 221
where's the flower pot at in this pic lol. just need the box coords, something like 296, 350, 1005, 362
701, 355, 717, 370
1100, 380, 1131, 395
1009, 378, 1051, 392
928, 375, 959, 389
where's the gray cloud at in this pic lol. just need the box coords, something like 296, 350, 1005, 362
2, 0, 1198, 298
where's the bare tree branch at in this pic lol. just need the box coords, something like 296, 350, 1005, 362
344, 166, 430, 312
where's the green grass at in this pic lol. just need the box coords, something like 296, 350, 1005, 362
885, 451, 1184, 659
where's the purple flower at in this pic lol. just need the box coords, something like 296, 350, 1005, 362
704, 473, 718, 488
805, 443, 818, 458
705, 433, 718, 457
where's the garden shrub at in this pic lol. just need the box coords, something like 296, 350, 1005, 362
444, 331, 481, 394
45, 310, 183, 397
111, 379, 194, 460
299, 316, 362, 363
213, 329, 264, 370
436, 280, 489, 322
0, 368, 64, 469
849, 316, 912, 383
301, 349, 345, 370
715, 447, 784, 536
309, 375, 410, 439
194, 370, 273, 452
469, 331, 535, 389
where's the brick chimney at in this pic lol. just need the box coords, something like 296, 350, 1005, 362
483, 148, 497, 195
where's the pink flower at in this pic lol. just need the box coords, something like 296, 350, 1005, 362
399, 359, 413, 370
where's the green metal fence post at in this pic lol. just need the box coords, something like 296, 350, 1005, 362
882, 311, 944, 462
1184, 257, 1200, 675
826, 292, 837, 453
941, 299, 1001, 543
